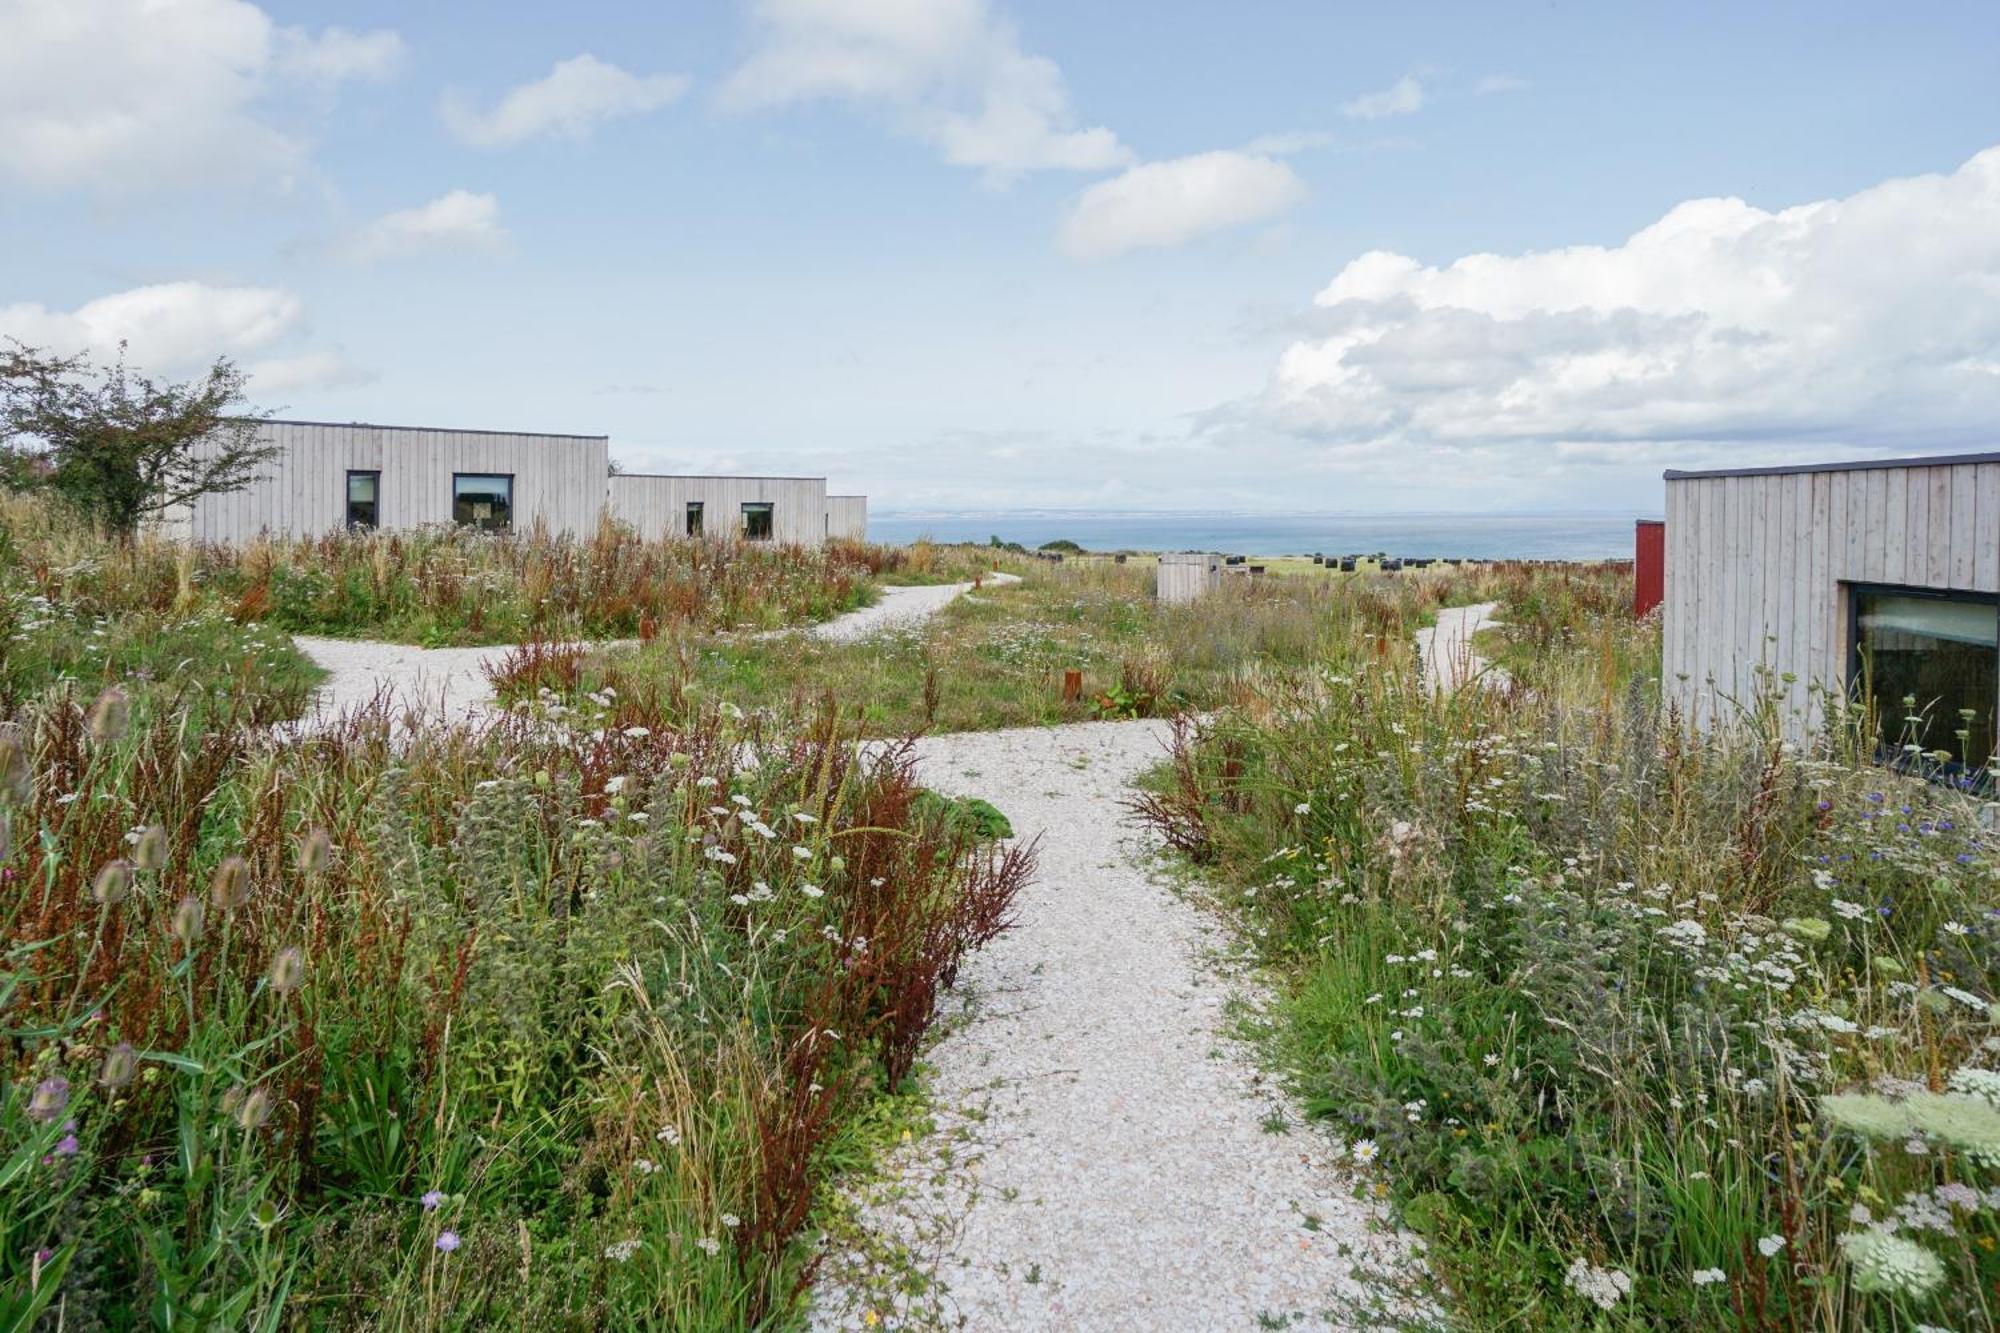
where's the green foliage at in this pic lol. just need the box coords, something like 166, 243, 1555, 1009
1037, 539, 1084, 553
0, 656, 1032, 1325
1141, 564, 2000, 1330
0, 340, 278, 538
913, 791, 1014, 841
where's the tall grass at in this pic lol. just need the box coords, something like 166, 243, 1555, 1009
1137, 569, 2000, 1330
1, 678, 1029, 1326
0, 494, 903, 650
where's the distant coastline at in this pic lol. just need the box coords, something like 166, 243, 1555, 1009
870, 510, 1653, 561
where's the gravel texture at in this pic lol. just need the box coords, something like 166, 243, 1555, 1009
1416, 601, 1504, 692
808, 573, 1020, 644
287, 574, 1014, 728
814, 721, 1426, 1331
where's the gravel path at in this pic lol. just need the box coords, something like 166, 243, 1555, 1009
815, 721, 1424, 1331
808, 573, 1020, 643
1416, 601, 1504, 693
287, 574, 1014, 728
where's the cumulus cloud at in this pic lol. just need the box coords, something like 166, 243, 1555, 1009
1342, 75, 1424, 120
1256, 145, 2000, 458
0, 0, 401, 193
442, 54, 690, 148
722, 0, 1129, 178
1, 282, 302, 370
339, 191, 507, 262
1059, 152, 1306, 260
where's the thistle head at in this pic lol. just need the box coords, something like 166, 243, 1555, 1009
92, 858, 134, 905
170, 895, 205, 946
267, 946, 306, 994
0, 724, 32, 807
295, 828, 333, 879
132, 823, 168, 872
87, 685, 130, 745
208, 855, 252, 910
99, 1042, 138, 1089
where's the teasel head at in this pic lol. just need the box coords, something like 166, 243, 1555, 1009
99, 1042, 138, 1089
295, 828, 333, 879
132, 823, 168, 872
267, 945, 306, 994
87, 685, 130, 745
170, 895, 205, 947
226, 1084, 272, 1132
0, 724, 32, 807
208, 855, 252, 910
92, 858, 134, 905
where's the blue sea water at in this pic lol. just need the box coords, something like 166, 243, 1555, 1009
868, 511, 1651, 561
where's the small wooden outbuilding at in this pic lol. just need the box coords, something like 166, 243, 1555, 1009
1661, 452, 2000, 769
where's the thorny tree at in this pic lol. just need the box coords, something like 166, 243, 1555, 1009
0, 339, 278, 539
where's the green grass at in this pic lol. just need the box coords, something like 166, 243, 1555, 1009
1137, 564, 2000, 1331
496, 559, 1377, 736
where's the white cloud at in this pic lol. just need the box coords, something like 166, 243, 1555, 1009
1058, 152, 1306, 260
0, 0, 401, 193
0, 282, 302, 371
340, 191, 507, 262
0, 281, 368, 392
722, 0, 1129, 178
1342, 75, 1424, 120
1473, 73, 1530, 96
1243, 129, 1338, 157
1256, 145, 2000, 456
442, 54, 690, 148
276, 25, 406, 83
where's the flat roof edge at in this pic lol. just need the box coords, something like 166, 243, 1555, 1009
615, 472, 829, 482
256, 417, 608, 442
1665, 450, 2000, 481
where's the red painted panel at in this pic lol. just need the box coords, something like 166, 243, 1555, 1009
1634, 519, 1665, 617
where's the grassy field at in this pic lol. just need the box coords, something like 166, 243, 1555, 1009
1136, 563, 2000, 1330
491, 556, 1437, 737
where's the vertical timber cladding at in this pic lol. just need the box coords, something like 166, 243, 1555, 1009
187, 420, 611, 541
606, 475, 831, 545
1660, 454, 2000, 734
825, 495, 868, 541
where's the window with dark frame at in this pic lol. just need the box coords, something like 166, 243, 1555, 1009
452, 473, 513, 532
1849, 583, 1999, 781
686, 501, 704, 537
741, 502, 774, 541
346, 470, 380, 530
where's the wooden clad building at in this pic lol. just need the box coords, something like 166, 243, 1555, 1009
162, 419, 866, 547
1661, 452, 2000, 769
605, 474, 830, 545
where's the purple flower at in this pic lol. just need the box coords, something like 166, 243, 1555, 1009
435, 1230, 461, 1253
421, 1190, 445, 1211
54, 1133, 78, 1157
1815, 800, 1832, 812
26, 1077, 68, 1124
33, 1248, 52, 1266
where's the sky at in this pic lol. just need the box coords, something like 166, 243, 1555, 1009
2, 0, 1998, 515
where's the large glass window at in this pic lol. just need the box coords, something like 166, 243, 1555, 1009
686, 501, 704, 537
1852, 586, 1998, 773
741, 502, 774, 541
346, 470, 379, 530
453, 474, 513, 532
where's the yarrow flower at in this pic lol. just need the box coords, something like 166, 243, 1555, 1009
1757, 1234, 1786, 1258
1565, 1257, 1632, 1310
1691, 1268, 1726, 1287
604, 1237, 642, 1263
695, 1236, 722, 1256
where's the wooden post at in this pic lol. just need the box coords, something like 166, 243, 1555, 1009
1062, 669, 1083, 703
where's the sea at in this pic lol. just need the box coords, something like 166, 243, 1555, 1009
868, 511, 1651, 561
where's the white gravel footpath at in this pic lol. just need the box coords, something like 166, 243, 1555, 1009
808, 573, 1020, 644
1416, 602, 1504, 693
287, 573, 1015, 728
814, 721, 1425, 1331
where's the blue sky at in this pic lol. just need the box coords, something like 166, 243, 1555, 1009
3, 1, 1998, 514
